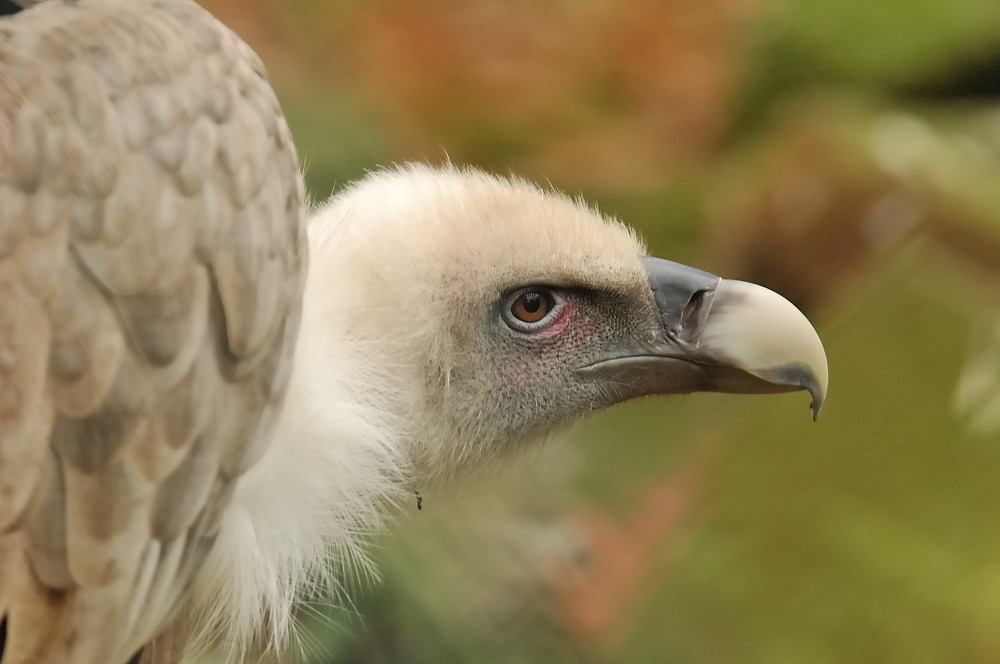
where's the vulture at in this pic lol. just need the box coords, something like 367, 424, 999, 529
0, 0, 828, 662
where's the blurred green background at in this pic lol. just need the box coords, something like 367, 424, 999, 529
201, 0, 1000, 661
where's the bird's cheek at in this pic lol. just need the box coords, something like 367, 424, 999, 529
496, 358, 553, 392
495, 319, 593, 391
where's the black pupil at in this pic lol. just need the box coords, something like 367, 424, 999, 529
522, 293, 542, 313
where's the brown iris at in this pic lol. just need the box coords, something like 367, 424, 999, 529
510, 290, 552, 324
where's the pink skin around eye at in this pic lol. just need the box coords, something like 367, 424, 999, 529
532, 299, 573, 339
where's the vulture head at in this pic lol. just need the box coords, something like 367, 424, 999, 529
299, 164, 827, 478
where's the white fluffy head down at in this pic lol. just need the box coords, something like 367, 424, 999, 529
305, 164, 653, 473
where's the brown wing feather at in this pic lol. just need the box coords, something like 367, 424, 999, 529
0, 1, 306, 662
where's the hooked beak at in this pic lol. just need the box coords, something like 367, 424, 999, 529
579, 257, 829, 419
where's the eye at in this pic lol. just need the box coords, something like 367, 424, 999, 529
503, 288, 560, 331
512, 291, 551, 323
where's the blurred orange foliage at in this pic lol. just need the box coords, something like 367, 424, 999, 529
201, 0, 763, 188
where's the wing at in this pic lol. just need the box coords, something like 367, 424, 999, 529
0, 1, 306, 662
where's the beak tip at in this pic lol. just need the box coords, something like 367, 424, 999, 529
805, 371, 827, 421
811, 395, 823, 421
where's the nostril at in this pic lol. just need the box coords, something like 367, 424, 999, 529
677, 287, 715, 343
1, 613, 7, 661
